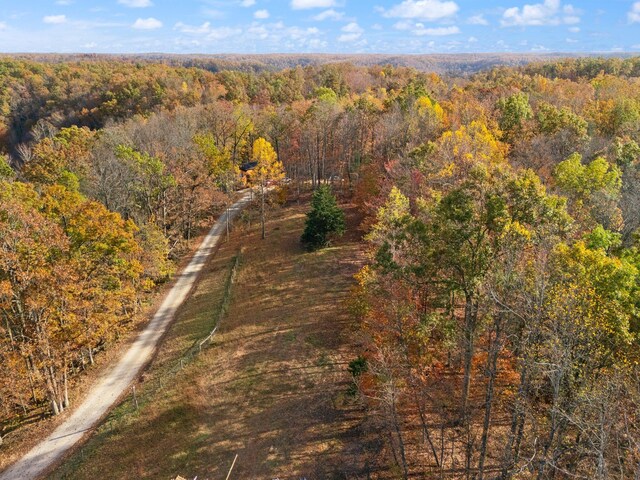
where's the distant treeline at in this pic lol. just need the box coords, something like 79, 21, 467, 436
3, 51, 637, 74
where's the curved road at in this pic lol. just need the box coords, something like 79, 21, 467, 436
0, 191, 253, 480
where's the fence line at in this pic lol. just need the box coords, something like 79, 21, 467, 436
126, 249, 243, 410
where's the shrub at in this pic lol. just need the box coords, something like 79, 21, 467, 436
301, 185, 345, 250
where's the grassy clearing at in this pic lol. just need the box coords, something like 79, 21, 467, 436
52, 196, 383, 479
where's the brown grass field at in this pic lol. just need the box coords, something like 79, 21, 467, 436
50, 194, 386, 479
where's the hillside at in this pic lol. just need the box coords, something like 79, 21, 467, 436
51, 195, 381, 479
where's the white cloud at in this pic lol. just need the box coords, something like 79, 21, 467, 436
338, 22, 364, 42
291, 0, 336, 9
240, 0, 256, 6
629, 2, 640, 23
467, 14, 488, 25
118, 0, 153, 7
254, 9, 270, 19
132, 17, 162, 29
204, 26, 242, 40
338, 33, 361, 42
247, 24, 269, 39
0, 21, 6, 30
393, 20, 412, 29
394, 20, 460, 35
381, 0, 459, 21
501, 0, 581, 27
285, 25, 320, 38
342, 22, 364, 33
174, 21, 241, 40
308, 38, 328, 49
175, 21, 211, 34
468, 36, 478, 42
43, 15, 67, 24
312, 9, 344, 21
56, 0, 73, 5
417, 25, 459, 35
393, 20, 460, 37
568, 26, 579, 32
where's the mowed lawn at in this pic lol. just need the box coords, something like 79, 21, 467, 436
52, 195, 380, 479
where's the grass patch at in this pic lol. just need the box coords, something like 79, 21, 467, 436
304, 332, 325, 348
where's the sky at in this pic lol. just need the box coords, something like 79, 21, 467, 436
0, 0, 639, 54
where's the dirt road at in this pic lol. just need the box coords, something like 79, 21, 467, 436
0, 192, 252, 480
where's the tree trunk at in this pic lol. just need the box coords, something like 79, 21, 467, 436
162, 190, 167, 236
536, 419, 559, 480
464, 421, 475, 480
186, 191, 193, 241
500, 363, 530, 480
4, 318, 14, 344
50, 365, 65, 414
390, 386, 409, 480
26, 357, 38, 403
413, 386, 441, 468
477, 317, 504, 479
45, 371, 60, 416
63, 368, 70, 409
261, 183, 266, 240
460, 293, 478, 419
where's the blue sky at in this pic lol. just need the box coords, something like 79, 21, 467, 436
0, 0, 638, 54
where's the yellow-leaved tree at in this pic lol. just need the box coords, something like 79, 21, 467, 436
248, 137, 285, 239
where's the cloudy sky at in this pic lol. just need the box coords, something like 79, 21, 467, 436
0, 0, 638, 54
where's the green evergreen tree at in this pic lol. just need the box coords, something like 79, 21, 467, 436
301, 185, 346, 250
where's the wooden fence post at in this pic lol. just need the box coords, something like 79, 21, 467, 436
132, 386, 138, 410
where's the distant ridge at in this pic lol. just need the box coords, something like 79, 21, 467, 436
1, 52, 635, 75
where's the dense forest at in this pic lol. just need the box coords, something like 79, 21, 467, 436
5, 52, 621, 76
1, 55, 640, 478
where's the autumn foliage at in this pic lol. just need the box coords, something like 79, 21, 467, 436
1, 55, 640, 479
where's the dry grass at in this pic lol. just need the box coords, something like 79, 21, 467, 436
51, 195, 384, 479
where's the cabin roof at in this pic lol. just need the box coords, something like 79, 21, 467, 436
239, 161, 258, 172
